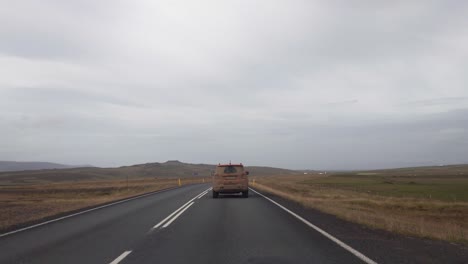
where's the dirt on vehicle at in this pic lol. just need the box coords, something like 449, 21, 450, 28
212, 163, 249, 198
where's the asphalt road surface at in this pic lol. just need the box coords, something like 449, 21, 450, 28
0, 184, 378, 264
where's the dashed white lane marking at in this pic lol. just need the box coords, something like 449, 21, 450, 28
194, 191, 207, 199
152, 187, 210, 229
109, 250, 132, 264
197, 191, 208, 199
250, 188, 378, 264
162, 202, 195, 228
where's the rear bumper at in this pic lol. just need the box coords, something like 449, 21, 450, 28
213, 184, 248, 193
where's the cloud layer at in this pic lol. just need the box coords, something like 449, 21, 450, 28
1, 0, 468, 169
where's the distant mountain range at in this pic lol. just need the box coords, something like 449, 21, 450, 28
0, 160, 299, 184
1, 160, 465, 185
0, 161, 90, 172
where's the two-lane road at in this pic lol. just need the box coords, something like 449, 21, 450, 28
0, 184, 374, 264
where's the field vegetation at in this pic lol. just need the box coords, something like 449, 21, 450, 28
0, 177, 206, 232
253, 165, 468, 244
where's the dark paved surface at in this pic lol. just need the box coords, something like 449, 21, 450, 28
124, 190, 362, 264
0, 184, 209, 264
1, 184, 466, 264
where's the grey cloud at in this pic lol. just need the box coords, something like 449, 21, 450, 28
0, 0, 129, 60
1, 1, 468, 169
4, 87, 146, 108
324, 99, 359, 107
400, 97, 468, 107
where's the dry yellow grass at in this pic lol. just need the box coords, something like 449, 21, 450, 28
253, 175, 468, 243
0, 177, 207, 232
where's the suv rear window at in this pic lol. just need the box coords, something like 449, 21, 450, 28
223, 166, 237, 174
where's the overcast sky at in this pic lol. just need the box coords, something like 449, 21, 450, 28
1, 0, 468, 170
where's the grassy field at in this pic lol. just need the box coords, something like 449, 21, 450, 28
253, 168, 468, 244
0, 177, 207, 232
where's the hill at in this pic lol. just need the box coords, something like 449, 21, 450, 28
0, 161, 83, 172
0, 160, 297, 184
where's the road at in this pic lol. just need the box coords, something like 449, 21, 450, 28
0, 184, 374, 264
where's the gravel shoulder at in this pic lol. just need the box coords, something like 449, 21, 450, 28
252, 187, 468, 264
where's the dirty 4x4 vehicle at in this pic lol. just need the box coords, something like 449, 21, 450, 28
212, 163, 249, 198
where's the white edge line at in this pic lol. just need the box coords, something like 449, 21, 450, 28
249, 188, 378, 264
162, 202, 195, 228
152, 187, 210, 229
109, 250, 132, 264
0, 184, 197, 238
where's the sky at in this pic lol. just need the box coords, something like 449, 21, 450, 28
1, 0, 468, 170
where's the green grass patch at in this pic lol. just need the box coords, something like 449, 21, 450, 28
300, 176, 468, 202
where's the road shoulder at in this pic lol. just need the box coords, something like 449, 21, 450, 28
251, 187, 468, 264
